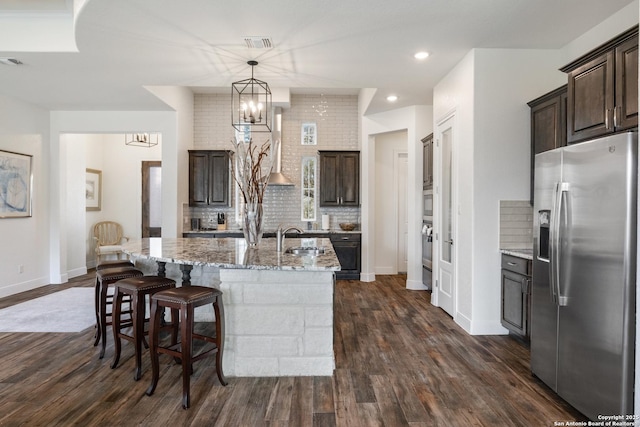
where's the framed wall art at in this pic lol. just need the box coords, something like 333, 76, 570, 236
86, 168, 102, 211
301, 122, 317, 145
0, 149, 33, 218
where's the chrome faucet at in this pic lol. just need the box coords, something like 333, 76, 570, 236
276, 224, 304, 252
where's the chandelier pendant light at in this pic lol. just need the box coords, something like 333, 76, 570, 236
125, 133, 159, 147
231, 60, 272, 133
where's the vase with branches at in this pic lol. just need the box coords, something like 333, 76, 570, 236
230, 137, 277, 247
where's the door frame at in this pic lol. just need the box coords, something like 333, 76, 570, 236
432, 110, 457, 317
395, 150, 408, 273
142, 161, 161, 237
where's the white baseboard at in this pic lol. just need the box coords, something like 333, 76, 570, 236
374, 266, 395, 275
68, 267, 88, 279
0, 276, 50, 299
455, 312, 509, 335
360, 271, 375, 282
405, 278, 428, 290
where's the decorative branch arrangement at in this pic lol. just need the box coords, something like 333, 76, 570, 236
230, 137, 277, 204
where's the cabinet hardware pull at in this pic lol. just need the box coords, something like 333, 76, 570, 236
605, 109, 611, 129
613, 106, 618, 128
507, 261, 517, 266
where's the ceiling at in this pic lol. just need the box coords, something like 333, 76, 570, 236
0, 0, 635, 114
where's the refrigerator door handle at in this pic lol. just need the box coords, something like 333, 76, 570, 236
555, 182, 570, 307
550, 182, 570, 306
549, 182, 560, 304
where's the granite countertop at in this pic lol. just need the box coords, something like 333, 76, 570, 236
183, 228, 361, 235
122, 237, 341, 271
500, 248, 533, 260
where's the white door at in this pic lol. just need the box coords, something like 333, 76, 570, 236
436, 116, 455, 317
397, 152, 408, 273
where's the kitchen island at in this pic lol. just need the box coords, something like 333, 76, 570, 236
121, 237, 340, 377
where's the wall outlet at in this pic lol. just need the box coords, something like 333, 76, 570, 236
18, 265, 24, 274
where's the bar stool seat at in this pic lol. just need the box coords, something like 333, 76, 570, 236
111, 276, 176, 380
145, 286, 227, 409
96, 260, 134, 271
95, 267, 144, 359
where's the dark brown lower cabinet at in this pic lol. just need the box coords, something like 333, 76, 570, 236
501, 254, 532, 340
330, 233, 361, 280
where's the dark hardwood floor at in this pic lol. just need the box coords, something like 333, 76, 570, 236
0, 273, 586, 426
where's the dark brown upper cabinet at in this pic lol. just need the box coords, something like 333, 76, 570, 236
529, 85, 567, 155
561, 26, 638, 144
319, 151, 360, 207
188, 150, 231, 207
528, 85, 567, 203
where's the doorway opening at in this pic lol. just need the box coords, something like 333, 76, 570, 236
142, 161, 161, 237
374, 130, 408, 275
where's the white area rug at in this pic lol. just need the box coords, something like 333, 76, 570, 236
0, 288, 94, 333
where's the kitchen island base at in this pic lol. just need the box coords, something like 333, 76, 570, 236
219, 269, 335, 377
123, 237, 339, 377
129, 259, 335, 377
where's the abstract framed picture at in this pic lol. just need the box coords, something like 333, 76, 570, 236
86, 168, 102, 211
0, 149, 33, 218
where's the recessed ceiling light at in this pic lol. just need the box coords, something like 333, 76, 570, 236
387, 95, 398, 102
414, 51, 430, 60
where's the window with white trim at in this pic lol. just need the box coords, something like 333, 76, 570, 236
301, 156, 316, 221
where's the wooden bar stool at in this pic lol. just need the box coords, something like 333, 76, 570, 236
111, 276, 176, 380
145, 286, 227, 409
94, 260, 135, 343
95, 267, 144, 359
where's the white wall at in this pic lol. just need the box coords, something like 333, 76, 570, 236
431, 2, 639, 335
49, 110, 180, 283
361, 104, 433, 289
82, 134, 162, 269
472, 49, 566, 333
64, 134, 88, 278
0, 88, 189, 294
433, 51, 475, 323
433, 48, 566, 334
145, 86, 195, 237
374, 130, 408, 274
560, 0, 639, 64
0, 94, 50, 298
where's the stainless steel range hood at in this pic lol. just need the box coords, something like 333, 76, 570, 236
268, 107, 294, 186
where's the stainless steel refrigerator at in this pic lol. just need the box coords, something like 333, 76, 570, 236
531, 131, 636, 420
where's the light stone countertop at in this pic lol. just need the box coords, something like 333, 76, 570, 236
500, 248, 533, 260
182, 229, 361, 235
122, 237, 341, 271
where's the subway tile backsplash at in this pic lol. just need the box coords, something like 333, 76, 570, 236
499, 200, 533, 249
185, 93, 361, 233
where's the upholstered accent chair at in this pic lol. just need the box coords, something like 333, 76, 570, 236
93, 221, 129, 264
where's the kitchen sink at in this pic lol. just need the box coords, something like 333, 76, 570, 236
285, 246, 326, 256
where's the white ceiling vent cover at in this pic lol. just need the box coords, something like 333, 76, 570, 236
0, 58, 23, 66
243, 37, 273, 49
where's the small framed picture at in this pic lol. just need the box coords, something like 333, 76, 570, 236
0, 149, 33, 218
301, 123, 317, 145
86, 168, 102, 211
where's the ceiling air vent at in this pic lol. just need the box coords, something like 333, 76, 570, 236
243, 37, 273, 49
0, 57, 23, 66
